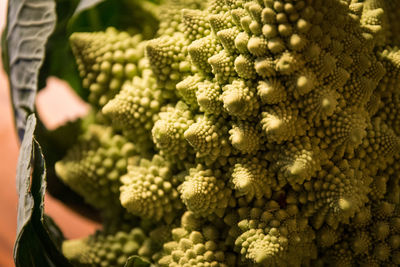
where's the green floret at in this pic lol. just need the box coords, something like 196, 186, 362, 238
261, 103, 307, 144
55, 125, 135, 211
189, 35, 223, 74
196, 79, 224, 114
146, 33, 193, 90
179, 165, 232, 217
176, 74, 204, 108
221, 79, 260, 119
229, 120, 263, 154
269, 136, 327, 187
156, 0, 208, 37
257, 78, 287, 105
184, 114, 232, 162
158, 211, 237, 267
119, 155, 184, 223
60, 0, 400, 265
216, 27, 240, 54
62, 228, 156, 267
297, 160, 372, 229
299, 85, 340, 123
152, 101, 195, 162
208, 50, 237, 83
229, 156, 275, 201
182, 9, 212, 42
233, 200, 317, 267
70, 28, 144, 108
102, 68, 168, 152
319, 200, 400, 266
356, 118, 400, 174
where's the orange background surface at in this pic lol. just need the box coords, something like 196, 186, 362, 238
0, 1, 100, 266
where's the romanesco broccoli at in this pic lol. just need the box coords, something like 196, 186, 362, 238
55, 0, 400, 266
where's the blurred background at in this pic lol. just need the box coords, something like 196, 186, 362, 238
0, 0, 99, 266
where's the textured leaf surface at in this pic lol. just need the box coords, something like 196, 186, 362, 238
14, 114, 72, 267
15, 114, 36, 243
1, 27, 9, 74
6, 0, 56, 140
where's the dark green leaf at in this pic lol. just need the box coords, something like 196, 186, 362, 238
1, 27, 9, 74
124, 256, 155, 267
6, 0, 57, 141
43, 215, 66, 250
14, 114, 72, 267
14, 114, 36, 243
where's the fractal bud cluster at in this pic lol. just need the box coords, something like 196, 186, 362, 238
55, 0, 400, 266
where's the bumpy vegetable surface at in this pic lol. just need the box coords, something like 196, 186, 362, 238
56, 0, 400, 266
